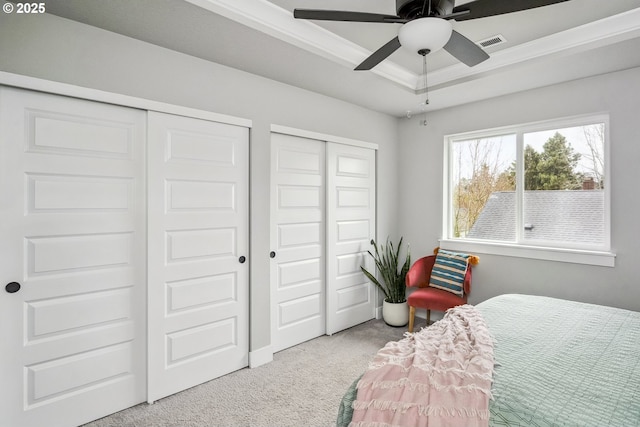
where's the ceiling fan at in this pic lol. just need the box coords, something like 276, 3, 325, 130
293, 0, 571, 70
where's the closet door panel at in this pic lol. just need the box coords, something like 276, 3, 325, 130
0, 87, 146, 427
147, 112, 249, 402
270, 133, 326, 352
326, 143, 376, 335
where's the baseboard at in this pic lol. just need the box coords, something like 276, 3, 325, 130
375, 305, 383, 320
249, 345, 273, 368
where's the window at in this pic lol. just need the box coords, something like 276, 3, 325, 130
443, 114, 613, 266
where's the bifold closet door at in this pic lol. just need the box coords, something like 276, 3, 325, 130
0, 87, 147, 427
147, 112, 249, 402
326, 142, 376, 335
270, 133, 326, 352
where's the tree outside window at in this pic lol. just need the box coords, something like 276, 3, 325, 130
451, 135, 515, 238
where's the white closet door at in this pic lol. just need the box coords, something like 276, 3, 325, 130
326, 143, 376, 335
0, 87, 146, 427
147, 112, 249, 402
270, 133, 326, 352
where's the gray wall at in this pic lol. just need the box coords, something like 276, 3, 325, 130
0, 12, 400, 355
399, 67, 640, 312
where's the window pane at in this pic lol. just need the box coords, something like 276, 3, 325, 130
451, 135, 516, 240
522, 124, 605, 246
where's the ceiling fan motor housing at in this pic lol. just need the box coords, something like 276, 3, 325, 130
396, 0, 454, 19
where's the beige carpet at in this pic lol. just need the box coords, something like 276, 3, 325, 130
83, 319, 407, 427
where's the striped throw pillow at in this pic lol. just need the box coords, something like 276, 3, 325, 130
429, 249, 470, 297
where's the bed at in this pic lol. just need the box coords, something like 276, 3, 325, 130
338, 294, 640, 426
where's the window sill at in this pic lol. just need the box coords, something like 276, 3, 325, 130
439, 239, 616, 267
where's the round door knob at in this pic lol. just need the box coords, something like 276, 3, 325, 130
5, 282, 20, 293
238, 256, 246, 264
270, 251, 276, 258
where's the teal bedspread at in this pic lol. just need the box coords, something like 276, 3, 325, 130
338, 294, 640, 427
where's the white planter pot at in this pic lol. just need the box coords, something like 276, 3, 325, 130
382, 300, 409, 327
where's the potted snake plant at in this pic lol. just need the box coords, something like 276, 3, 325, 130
361, 237, 411, 327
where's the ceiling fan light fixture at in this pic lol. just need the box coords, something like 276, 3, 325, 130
398, 17, 453, 54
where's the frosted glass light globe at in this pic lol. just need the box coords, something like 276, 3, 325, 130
398, 18, 453, 54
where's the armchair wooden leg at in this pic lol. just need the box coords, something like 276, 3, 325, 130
426, 309, 431, 326
408, 306, 415, 333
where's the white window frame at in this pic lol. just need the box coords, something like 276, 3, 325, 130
441, 113, 615, 267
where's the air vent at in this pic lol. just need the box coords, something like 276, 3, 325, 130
476, 34, 507, 49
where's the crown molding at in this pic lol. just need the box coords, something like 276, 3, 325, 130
184, 0, 640, 94
183, 0, 417, 90
427, 7, 640, 89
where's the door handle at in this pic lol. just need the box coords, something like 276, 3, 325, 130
270, 251, 276, 258
238, 256, 246, 264
5, 282, 20, 293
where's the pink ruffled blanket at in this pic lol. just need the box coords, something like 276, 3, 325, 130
350, 305, 494, 427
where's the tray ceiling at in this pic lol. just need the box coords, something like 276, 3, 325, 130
43, 0, 640, 116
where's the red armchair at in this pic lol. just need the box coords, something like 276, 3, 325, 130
405, 255, 472, 332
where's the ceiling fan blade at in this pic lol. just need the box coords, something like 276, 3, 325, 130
444, 30, 490, 67
438, 10, 471, 20
293, 9, 406, 23
452, 0, 571, 21
355, 37, 402, 70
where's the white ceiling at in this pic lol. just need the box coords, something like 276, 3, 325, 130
43, 0, 640, 117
